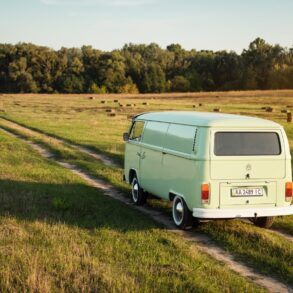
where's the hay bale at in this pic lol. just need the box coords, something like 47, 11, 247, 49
119, 104, 124, 107
105, 109, 115, 113
281, 109, 288, 113
286, 105, 293, 108
265, 107, 274, 113
213, 108, 221, 112
107, 113, 116, 117
287, 112, 292, 123
101, 100, 106, 104
126, 104, 132, 107
199, 103, 203, 106
192, 105, 197, 108
142, 102, 149, 105
88, 96, 95, 100
114, 99, 119, 103
261, 107, 267, 110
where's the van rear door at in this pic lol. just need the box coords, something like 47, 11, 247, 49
210, 129, 285, 206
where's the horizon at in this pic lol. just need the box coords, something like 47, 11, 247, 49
0, 0, 292, 53
0, 37, 292, 54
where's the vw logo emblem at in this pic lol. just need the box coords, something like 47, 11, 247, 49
246, 164, 252, 171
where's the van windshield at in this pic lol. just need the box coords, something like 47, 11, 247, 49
214, 132, 281, 156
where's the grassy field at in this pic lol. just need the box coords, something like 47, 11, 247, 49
0, 112, 292, 287
0, 90, 293, 290
0, 131, 267, 292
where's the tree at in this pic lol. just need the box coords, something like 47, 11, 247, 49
0, 39, 292, 93
242, 38, 284, 89
8, 57, 38, 92
171, 75, 190, 92
141, 63, 166, 93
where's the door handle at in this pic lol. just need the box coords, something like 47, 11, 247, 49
141, 152, 146, 159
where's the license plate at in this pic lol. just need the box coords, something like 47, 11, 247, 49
231, 187, 263, 197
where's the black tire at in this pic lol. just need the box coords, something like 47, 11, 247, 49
192, 218, 201, 228
172, 195, 193, 230
253, 216, 275, 228
131, 176, 147, 206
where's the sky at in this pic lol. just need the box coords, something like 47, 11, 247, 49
0, 0, 292, 53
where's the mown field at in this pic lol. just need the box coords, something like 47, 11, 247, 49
0, 90, 292, 292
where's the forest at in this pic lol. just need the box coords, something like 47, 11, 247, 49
0, 38, 292, 94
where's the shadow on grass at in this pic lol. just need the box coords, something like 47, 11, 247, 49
0, 179, 157, 232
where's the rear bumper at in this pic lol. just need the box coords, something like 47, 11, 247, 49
192, 206, 293, 219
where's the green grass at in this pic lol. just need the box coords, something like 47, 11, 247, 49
0, 116, 292, 287
0, 130, 267, 292
0, 91, 293, 290
272, 216, 293, 235
197, 220, 293, 285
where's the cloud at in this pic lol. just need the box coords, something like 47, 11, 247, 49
40, 0, 154, 7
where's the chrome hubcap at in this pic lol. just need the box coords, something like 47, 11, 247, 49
132, 180, 139, 202
173, 197, 184, 225
176, 202, 183, 213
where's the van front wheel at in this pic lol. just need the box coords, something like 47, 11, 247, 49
131, 176, 147, 206
253, 216, 275, 228
172, 196, 193, 230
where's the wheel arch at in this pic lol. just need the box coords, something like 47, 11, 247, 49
169, 191, 192, 211
129, 168, 138, 184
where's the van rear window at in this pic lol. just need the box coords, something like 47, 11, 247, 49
214, 132, 281, 156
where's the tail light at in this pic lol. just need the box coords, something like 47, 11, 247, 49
285, 182, 293, 202
201, 183, 210, 204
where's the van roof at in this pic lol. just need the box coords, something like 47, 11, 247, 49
136, 111, 281, 128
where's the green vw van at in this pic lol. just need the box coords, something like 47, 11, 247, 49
123, 111, 293, 229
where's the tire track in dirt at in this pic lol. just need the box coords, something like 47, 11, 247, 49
1, 126, 292, 293
0, 116, 119, 168
241, 219, 293, 242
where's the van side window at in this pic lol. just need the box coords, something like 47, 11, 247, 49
129, 121, 145, 141
164, 124, 197, 154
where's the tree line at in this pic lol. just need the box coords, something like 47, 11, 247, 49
0, 38, 292, 94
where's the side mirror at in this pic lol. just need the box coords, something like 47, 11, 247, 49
123, 132, 129, 141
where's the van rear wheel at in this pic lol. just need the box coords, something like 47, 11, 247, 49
172, 196, 193, 230
131, 176, 147, 206
253, 216, 275, 228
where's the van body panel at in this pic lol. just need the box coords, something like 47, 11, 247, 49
139, 145, 163, 196
161, 154, 197, 203
124, 141, 141, 182
139, 121, 169, 195
164, 124, 197, 154
210, 159, 285, 180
